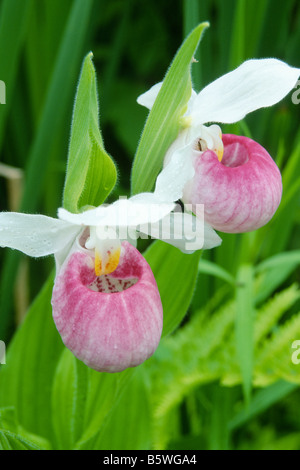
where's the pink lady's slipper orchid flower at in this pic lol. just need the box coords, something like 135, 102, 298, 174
0, 174, 221, 372
138, 59, 300, 233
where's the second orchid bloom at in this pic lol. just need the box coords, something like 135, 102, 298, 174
138, 58, 300, 233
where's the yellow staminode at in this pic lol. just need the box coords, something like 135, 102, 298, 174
95, 246, 121, 276
216, 129, 224, 162
216, 145, 224, 162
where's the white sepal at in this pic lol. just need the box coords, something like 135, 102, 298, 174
58, 196, 175, 229
137, 82, 163, 109
0, 212, 81, 257
191, 58, 300, 126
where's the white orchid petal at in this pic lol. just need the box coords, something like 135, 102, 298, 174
58, 196, 175, 229
0, 212, 80, 257
186, 89, 197, 115
58, 206, 108, 226
154, 139, 196, 202
137, 82, 163, 110
201, 221, 223, 250
138, 212, 222, 253
137, 82, 197, 117
191, 58, 300, 125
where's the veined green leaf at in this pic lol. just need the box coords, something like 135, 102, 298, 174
131, 22, 209, 194
229, 0, 246, 69
198, 259, 236, 286
78, 367, 134, 445
77, 369, 151, 450
144, 241, 201, 336
0, 406, 51, 450
255, 250, 300, 273
63, 52, 117, 213
51, 349, 88, 450
229, 380, 298, 431
0, 429, 42, 450
254, 251, 300, 304
183, 0, 202, 89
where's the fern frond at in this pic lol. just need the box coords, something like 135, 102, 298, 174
148, 281, 300, 449
254, 311, 300, 385
149, 299, 236, 449
254, 284, 300, 345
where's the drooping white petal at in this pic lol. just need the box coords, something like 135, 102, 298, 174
138, 211, 222, 252
58, 196, 175, 228
154, 136, 196, 202
137, 82, 163, 110
190, 59, 300, 126
201, 220, 223, 250
0, 212, 80, 257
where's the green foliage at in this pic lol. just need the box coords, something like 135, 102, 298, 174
0, 0, 300, 452
77, 369, 151, 450
0, 273, 63, 442
63, 53, 117, 213
144, 241, 202, 337
0, 0, 33, 151
51, 349, 88, 449
235, 264, 255, 404
0, 407, 51, 450
0, 430, 43, 450
143, 274, 300, 449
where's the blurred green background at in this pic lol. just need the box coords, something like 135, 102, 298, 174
0, 0, 300, 450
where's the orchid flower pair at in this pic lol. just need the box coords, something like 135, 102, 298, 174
0, 56, 299, 373
0, 162, 219, 372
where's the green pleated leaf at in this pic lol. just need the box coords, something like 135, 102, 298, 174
63, 52, 117, 213
51, 348, 135, 448
131, 22, 209, 195
254, 251, 300, 304
0, 429, 43, 450
78, 370, 151, 450
198, 259, 236, 286
229, 380, 297, 431
51, 349, 88, 450
78, 368, 134, 446
0, 407, 51, 450
144, 241, 202, 336
0, 273, 64, 443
